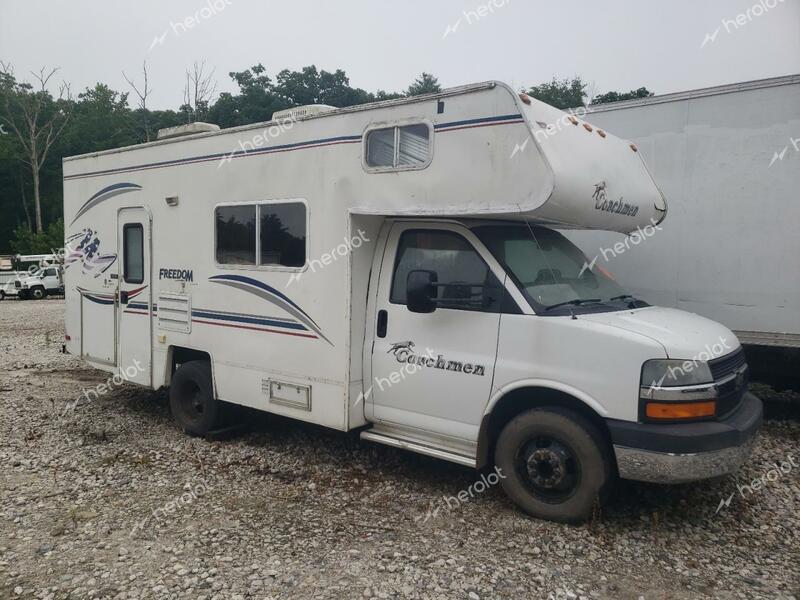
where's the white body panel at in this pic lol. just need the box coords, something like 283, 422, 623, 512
565, 75, 800, 348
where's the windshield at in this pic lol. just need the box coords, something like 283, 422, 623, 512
474, 225, 645, 313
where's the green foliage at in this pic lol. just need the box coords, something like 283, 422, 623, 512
10, 218, 64, 254
407, 73, 441, 96
592, 87, 653, 105
527, 77, 587, 110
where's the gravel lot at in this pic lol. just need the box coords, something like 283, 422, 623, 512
1, 299, 799, 600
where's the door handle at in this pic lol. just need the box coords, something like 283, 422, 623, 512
376, 310, 388, 338
119, 290, 129, 305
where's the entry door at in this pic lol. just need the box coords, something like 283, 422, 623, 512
117, 208, 152, 386
369, 223, 503, 441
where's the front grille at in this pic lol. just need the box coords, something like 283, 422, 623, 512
708, 348, 746, 381
709, 348, 748, 418
14, 280, 21, 288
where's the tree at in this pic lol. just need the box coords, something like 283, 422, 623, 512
407, 73, 441, 96
0, 64, 72, 232
274, 65, 373, 108
209, 64, 283, 127
592, 87, 653, 105
181, 61, 218, 123
527, 77, 587, 110
123, 61, 153, 141
10, 217, 64, 254
60, 84, 134, 155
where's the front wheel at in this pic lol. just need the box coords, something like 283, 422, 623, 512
31, 286, 46, 300
495, 407, 612, 523
169, 360, 222, 435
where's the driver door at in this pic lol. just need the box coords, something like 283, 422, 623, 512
368, 223, 508, 442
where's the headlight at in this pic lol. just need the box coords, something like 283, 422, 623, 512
640, 359, 716, 422
641, 359, 713, 387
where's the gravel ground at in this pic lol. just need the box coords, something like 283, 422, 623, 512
1, 299, 799, 600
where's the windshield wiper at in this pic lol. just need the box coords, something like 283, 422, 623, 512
544, 298, 602, 311
608, 294, 643, 307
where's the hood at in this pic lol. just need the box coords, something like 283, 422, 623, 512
580, 306, 740, 361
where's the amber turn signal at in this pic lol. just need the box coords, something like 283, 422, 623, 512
646, 401, 716, 420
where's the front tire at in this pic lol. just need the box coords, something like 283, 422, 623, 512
31, 286, 46, 300
495, 407, 612, 523
169, 360, 221, 435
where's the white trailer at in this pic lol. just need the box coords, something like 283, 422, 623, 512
63, 82, 761, 522
565, 74, 800, 384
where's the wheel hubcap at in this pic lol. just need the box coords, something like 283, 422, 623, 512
180, 383, 205, 422
517, 436, 580, 501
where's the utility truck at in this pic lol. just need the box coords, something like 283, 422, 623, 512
63, 82, 761, 521
16, 265, 65, 299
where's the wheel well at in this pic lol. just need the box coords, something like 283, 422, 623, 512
476, 387, 613, 469
167, 346, 211, 385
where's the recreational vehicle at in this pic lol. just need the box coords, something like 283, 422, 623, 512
63, 82, 761, 521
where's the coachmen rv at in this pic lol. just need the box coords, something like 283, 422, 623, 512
63, 81, 761, 522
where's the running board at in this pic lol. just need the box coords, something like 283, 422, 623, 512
360, 429, 477, 468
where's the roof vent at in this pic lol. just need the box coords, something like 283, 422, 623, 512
271, 104, 336, 122
157, 122, 220, 140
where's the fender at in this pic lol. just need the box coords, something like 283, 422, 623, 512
484, 378, 610, 418
476, 378, 610, 468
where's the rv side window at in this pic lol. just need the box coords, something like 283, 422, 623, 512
260, 203, 306, 268
216, 205, 256, 265
365, 124, 431, 170
123, 224, 144, 284
390, 230, 504, 313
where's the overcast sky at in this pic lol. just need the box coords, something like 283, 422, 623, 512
1, 0, 798, 109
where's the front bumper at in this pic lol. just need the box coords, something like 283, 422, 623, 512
608, 391, 762, 484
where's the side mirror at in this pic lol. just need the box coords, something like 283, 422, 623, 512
406, 270, 438, 314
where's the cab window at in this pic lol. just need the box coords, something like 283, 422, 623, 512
390, 229, 510, 313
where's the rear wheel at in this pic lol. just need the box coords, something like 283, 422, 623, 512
169, 360, 221, 435
0, 290, 5, 300
495, 407, 612, 523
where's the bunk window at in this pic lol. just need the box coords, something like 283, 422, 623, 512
260, 203, 306, 267
365, 123, 431, 170
122, 224, 144, 284
216, 205, 256, 265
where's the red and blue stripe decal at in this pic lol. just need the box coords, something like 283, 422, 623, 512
120, 277, 325, 342
64, 113, 524, 181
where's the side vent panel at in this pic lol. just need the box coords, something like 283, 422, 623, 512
158, 293, 192, 333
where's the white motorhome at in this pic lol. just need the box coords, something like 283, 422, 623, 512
63, 82, 761, 521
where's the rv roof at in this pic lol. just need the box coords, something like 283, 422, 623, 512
63, 81, 501, 162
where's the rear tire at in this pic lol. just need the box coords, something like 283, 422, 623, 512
169, 360, 221, 435
495, 407, 612, 523
0, 290, 5, 300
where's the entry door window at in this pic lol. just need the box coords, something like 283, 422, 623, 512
390, 230, 503, 313
123, 224, 144, 284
